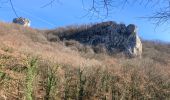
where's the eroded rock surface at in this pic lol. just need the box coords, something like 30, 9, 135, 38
49, 21, 143, 57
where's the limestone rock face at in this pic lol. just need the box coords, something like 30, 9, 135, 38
13, 17, 31, 27
60, 21, 142, 57
124, 25, 142, 57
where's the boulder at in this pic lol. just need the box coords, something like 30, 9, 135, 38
13, 17, 31, 27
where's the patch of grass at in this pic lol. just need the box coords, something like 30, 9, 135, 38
77, 68, 86, 100
0, 71, 6, 80
0, 71, 11, 85
0, 54, 12, 60
11, 65, 27, 73
25, 57, 38, 100
1, 46, 13, 53
45, 65, 59, 100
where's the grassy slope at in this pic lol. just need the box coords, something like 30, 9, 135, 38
0, 22, 169, 100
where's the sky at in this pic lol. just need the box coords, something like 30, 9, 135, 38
0, 0, 170, 42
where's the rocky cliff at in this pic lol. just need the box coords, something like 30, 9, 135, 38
48, 21, 142, 57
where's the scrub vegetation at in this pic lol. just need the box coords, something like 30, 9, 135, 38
0, 22, 169, 100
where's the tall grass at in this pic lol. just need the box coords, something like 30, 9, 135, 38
26, 57, 38, 100
45, 65, 59, 100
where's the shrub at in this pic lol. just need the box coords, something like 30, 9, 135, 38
25, 57, 38, 100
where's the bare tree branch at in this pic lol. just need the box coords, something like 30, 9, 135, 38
9, 0, 18, 17
82, 0, 170, 25
41, 0, 56, 8
1, 0, 170, 25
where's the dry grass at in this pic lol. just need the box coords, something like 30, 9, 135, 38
0, 22, 169, 100
0, 22, 101, 67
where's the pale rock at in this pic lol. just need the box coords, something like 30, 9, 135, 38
13, 17, 31, 27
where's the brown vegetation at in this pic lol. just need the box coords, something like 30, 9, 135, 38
0, 22, 169, 100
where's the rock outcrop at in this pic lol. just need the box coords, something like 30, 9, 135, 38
13, 17, 31, 27
51, 21, 142, 57
124, 24, 142, 57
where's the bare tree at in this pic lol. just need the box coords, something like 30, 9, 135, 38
84, 0, 170, 25
41, 0, 170, 25
1, 0, 170, 25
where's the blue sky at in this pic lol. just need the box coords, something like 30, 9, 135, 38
0, 0, 170, 42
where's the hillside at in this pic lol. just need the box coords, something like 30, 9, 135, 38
0, 22, 170, 100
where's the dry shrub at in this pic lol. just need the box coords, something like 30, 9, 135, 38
0, 22, 170, 100
44, 24, 93, 40
51, 57, 169, 99
63, 40, 94, 54
143, 40, 170, 65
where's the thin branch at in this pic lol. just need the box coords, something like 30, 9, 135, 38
41, 0, 56, 8
1, 0, 170, 26
9, 0, 18, 17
